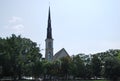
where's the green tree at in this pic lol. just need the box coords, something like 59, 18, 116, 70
91, 55, 102, 79
52, 60, 61, 79
104, 57, 120, 81
60, 56, 71, 80
0, 34, 42, 80
85, 63, 92, 79
42, 61, 54, 80
71, 55, 86, 79
117, 51, 120, 60
32, 61, 43, 81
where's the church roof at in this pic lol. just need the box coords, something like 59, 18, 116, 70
53, 48, 69, 61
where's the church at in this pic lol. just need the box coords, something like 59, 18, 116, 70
45, 7, 69, 61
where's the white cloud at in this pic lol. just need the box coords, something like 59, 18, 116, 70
12, 24, 24, 30
12, 24, 24, 33
9, 16, 22, 24
4, 16, 25, 34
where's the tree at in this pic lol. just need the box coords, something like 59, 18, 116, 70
60, 56, 71, 80
32, 61, 43, 81
42, 61, 54, 80
52, 60, 61, 79
104, 57, 120, 81
71, 55, 86, 79
117, 51, 120, 60
0, 34, 42, 80
85, 63, 92, 79
91, 55, 102, 79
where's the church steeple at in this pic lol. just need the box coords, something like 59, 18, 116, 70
47, 7, 52, 39
45, 6, 53, 61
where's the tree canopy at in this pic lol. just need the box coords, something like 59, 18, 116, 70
0, 34, 42, 80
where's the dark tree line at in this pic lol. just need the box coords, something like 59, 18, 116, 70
0, 34, 120, 81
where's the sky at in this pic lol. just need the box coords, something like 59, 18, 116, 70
0, 0, 120, 57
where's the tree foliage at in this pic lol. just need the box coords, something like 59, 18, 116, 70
104, 57, 120, 81
71, 55, 86, 79
0, 34, 42, 80
91, 55, 102, 79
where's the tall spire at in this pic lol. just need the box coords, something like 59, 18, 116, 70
47, 6, 52, 39
45, 6, 53, 61
48, 6, 51, 22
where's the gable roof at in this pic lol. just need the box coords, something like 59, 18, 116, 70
53, 48, 69, 61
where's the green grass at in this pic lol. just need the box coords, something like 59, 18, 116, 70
93, 80, 108, 81
63, 80, 108, 81
18, 80, 108, 81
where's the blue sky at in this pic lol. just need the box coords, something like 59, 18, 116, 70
0, 0, 120, 56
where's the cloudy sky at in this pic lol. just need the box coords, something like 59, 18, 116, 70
0, 0, 120, 56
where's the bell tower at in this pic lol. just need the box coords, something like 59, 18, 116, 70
45, 6, 53, 61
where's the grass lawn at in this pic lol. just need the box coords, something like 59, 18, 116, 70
81, 80, 107, 81
63, 80, 108, 81
93, 80, 108, 81
18, 80, 108, 81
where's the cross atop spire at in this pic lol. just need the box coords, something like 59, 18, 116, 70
47, 6, 52, 39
